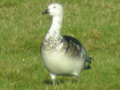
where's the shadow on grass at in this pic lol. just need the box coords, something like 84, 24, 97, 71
43, 76, 78, 85
43, 79, 65, 85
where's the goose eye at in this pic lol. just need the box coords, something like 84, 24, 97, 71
53, 6, 56, 8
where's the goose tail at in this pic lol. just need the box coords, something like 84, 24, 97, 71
84, 57, 94, 70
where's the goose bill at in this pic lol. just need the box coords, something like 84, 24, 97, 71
42, 9, 50, 14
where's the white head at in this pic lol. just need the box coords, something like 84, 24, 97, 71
42, 3, 63, 17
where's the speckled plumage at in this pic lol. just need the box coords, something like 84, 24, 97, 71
40, 3, 92, 85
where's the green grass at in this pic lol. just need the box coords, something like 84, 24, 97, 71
0, 0, 120, 89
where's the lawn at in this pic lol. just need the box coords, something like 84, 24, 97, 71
0, 0, 120, 90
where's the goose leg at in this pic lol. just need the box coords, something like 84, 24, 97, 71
77, 76, 80, 83
52, 79, 56, 85
50, 73, 56, 85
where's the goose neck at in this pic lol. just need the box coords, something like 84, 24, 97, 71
45, 15, 63, 39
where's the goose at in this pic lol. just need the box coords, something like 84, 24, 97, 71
40, 2, 93, 85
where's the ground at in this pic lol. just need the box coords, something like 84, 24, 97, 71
0, 0, 120, 90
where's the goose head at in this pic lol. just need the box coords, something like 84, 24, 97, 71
42, 3, 63, 17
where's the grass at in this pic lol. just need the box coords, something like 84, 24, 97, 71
0, 0, 120, 89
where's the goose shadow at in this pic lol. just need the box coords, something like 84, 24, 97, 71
42, 76, 78, 85
43, 79, 65, 85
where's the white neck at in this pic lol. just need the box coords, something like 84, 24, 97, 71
45, 15, 63, 40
